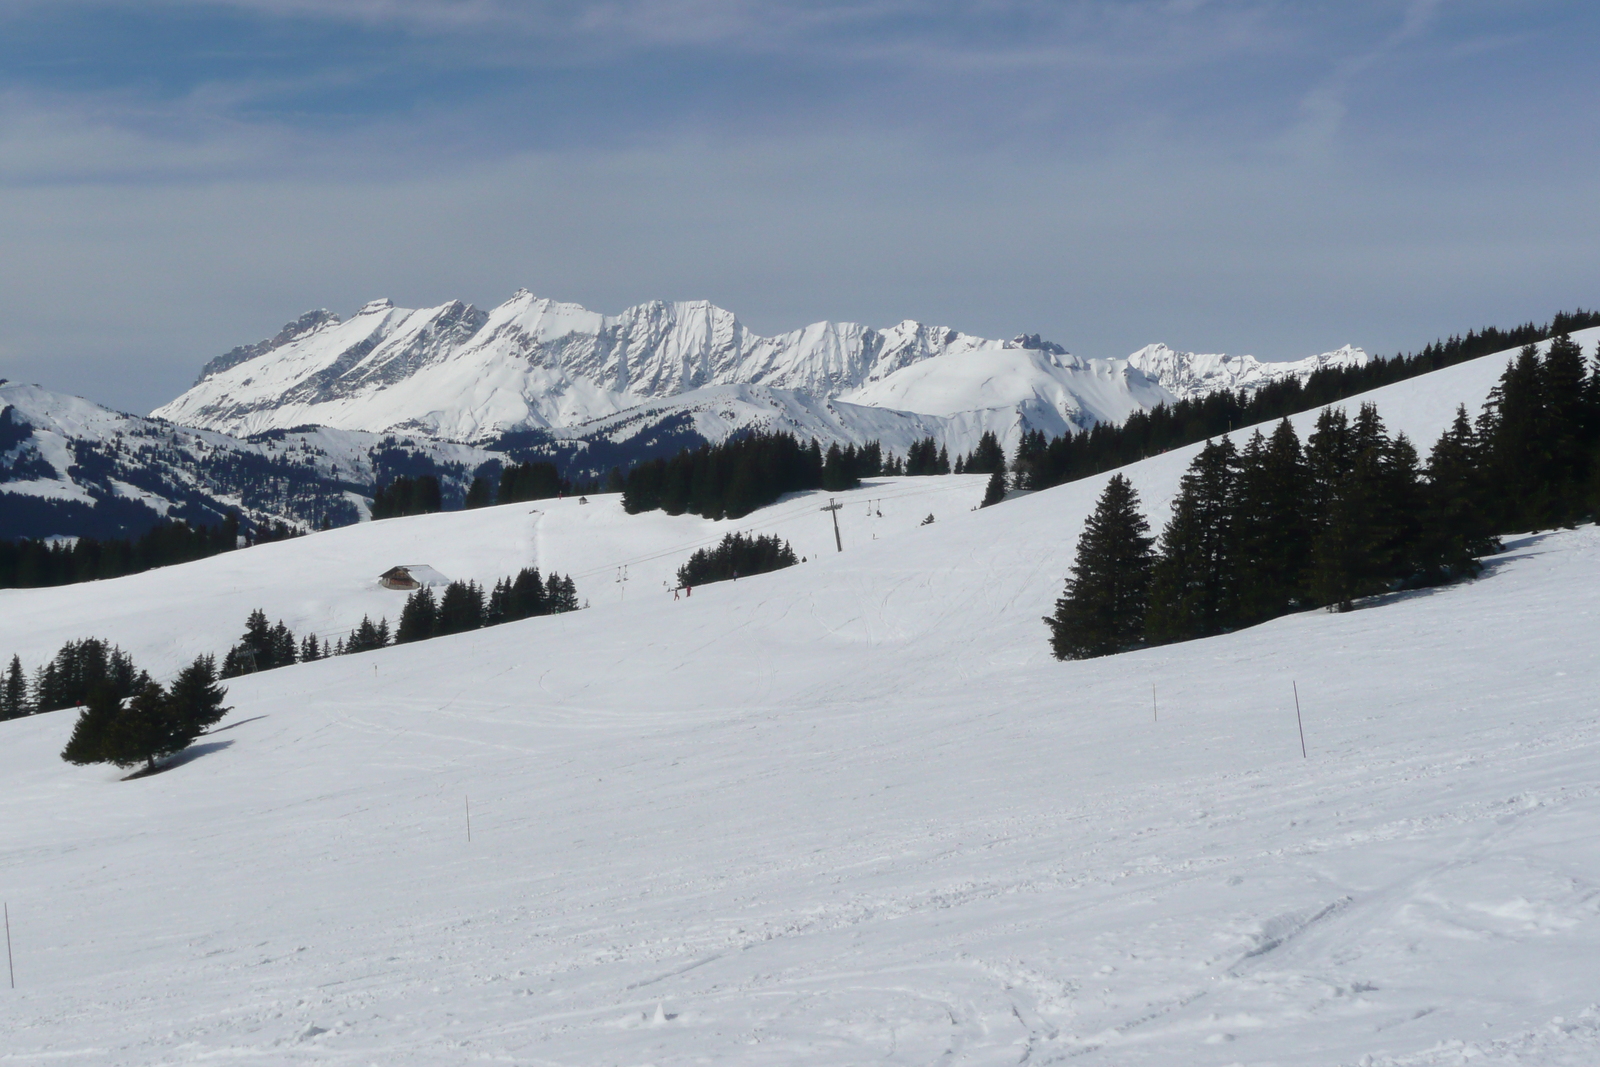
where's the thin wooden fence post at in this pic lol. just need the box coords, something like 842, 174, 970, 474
1294, 681, 1307, 759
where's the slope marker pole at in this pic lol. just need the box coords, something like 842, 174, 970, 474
1294, 681, 1307, 759
6, 902, 13, 988
1152, 685, 1157, 724
465, 796, 472, 843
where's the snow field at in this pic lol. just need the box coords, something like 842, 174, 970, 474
1, 332, 1599, 1064
0, 475, 992, 678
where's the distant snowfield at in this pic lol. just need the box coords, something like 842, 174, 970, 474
2, 334, 1599, 1065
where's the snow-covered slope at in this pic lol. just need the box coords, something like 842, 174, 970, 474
0, 381, 506, 538
10, 330, 1579, 676
3, 334, 1598, 1065
152, 291, 1366, 446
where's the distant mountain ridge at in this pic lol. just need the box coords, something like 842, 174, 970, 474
0, 381, 505, 540
154, 291, 1368, 450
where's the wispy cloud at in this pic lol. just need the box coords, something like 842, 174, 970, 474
0, 0, 1595, 414
1281, 0, 1450, 158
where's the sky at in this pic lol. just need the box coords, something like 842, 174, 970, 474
0, 0, 1596, 416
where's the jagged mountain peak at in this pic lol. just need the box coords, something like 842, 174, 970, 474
155, 291, 1363, 451
196, 307, 343, 385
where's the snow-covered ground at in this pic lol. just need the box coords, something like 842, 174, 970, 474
2, 335, 1598, 1065
0, 475, 992, 677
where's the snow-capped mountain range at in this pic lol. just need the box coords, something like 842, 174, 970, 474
5, 292, 1366, 539
154, 291, 1367, 452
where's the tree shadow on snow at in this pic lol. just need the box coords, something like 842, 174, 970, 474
205, 714, 267, 734
121, 739, 234, 780
1343, 531, 1559, 614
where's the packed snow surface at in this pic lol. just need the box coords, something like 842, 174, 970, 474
3, 337, 1600, 1065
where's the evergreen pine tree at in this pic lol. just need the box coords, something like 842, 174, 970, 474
1145, 438, 1238, 643
545, 573, 580, 613
396, 586, 438, 642
436, 580, 486, 635
1310, 405, 1401, 610
967, 431, 1007, 475
0, 653, 27, 720
102, 680, 199, 772
1423, 405, 1496, 576
60, 682, 121, 765
1537, 334, 1590, 525
1304, 407, 1353, 532
980, 469, 1008, 508
486, 578, 511, 624
517, 568, 548, 618
1044, 474, 1154, 659
167, 655, 229, 734
222, 609, 273, 678
1230, 421, 1312, 623
464, 476, 493, 509
267, 621, 298, 669
1480, 345, 1544, 530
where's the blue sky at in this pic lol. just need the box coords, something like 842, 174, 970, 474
0, 0, 1596, 414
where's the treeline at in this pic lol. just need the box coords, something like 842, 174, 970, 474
394, 569, 580, 643
1, 638, 144, 718
622, 432, 884, 519
1046, 335, 1600, 659
377, 462, 577, 518
469, 461, 567, 508
0, 640, 227, 772
5, 568, 583, 725
677, 533, 799, 588
215, 567, 582, 678
370, 475, 444, 519
1015, 309, 1600, 494
0, 514, 300, 590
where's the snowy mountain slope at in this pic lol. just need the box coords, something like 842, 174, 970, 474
0, 474, 992, 677
2, 334, 1599, 1065
529, 383, 979, 479
152, 290, 1367, 446
0, 381, 508, 538
16, 328, 1575, 677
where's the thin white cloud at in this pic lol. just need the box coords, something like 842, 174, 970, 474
1282, 0, 1450, 158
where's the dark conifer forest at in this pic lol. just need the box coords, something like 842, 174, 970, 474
622, 432, 882, 519
1046, 336, 1600, 659
0, 514, 303, 589
676, 533, 799, 588
369, 475, 444, 519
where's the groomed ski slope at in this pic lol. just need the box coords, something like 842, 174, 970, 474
0, 476, 992, 677
3, 331, 1599, 1065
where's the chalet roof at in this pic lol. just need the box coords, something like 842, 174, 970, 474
379, 564, 450, 587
